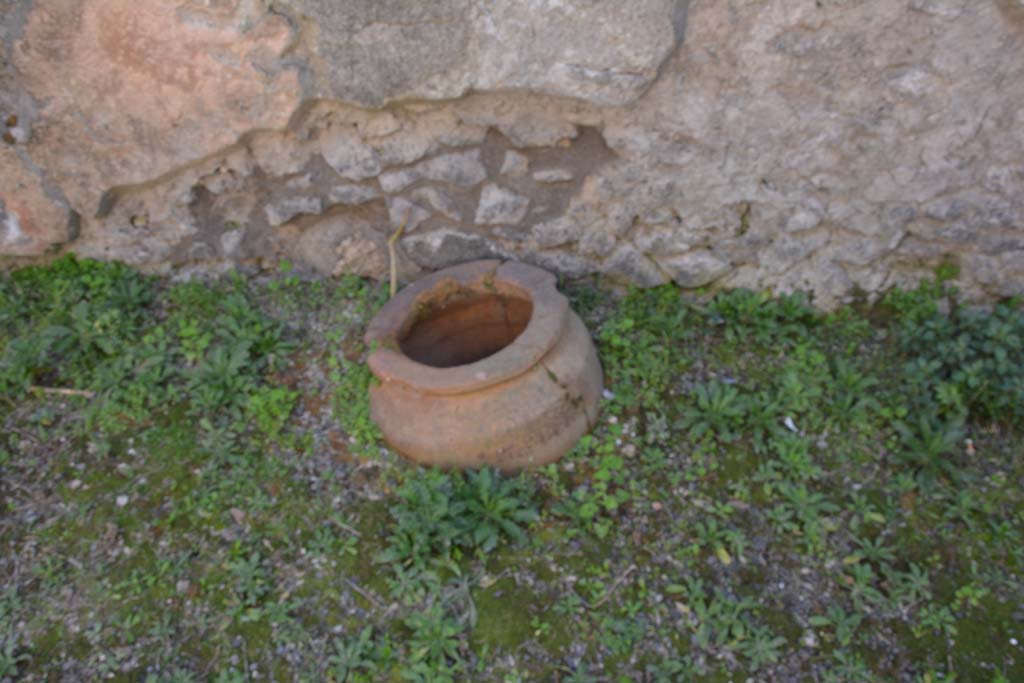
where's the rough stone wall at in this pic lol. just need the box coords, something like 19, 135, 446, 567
2, 0, 1024, 308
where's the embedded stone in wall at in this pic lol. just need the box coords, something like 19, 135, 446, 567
378, 150, 487, 194
967, 250, 1024, 297
410, 188, 462, 223
475, 184, 530, 226
327, 184, 380, 206
531, 218, 580, 249
379, 170, 418, 194
418, 151, 488, 187
404, 229, 501, 270
293, 214, 388, 279
497, 119, 578, 148
321, 134, 382, 181
660, 251, 732, 289
603, 244, 668, 287
500, 151, 530, 178
525, 250, 594, 280
265, 197, 323, 228
220, 228, 244, 258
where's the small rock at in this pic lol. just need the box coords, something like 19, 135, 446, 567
68, 479, 82, 490
801, 630, 819, 648
475, 183, 530, 225
115, 495, 129, 508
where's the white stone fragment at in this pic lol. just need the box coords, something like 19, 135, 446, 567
533, 168, 574, 184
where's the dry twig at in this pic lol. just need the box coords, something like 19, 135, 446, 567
388, 209, 411, 298
344, 577, 385, 609
30, 386, 96, 398
589, 564, 638, 609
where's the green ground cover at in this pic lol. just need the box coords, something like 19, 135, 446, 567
1, 255, 1022, 682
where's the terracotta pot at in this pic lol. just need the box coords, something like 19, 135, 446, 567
364, 260, 603, 470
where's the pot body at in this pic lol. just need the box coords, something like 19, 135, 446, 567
365, 260, 602, 470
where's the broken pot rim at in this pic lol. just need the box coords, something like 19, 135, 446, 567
364, 259, 570, 396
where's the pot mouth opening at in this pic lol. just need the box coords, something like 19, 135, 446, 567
398, 290, 533, 368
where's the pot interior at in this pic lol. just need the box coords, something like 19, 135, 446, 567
399, 291, 533, 368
